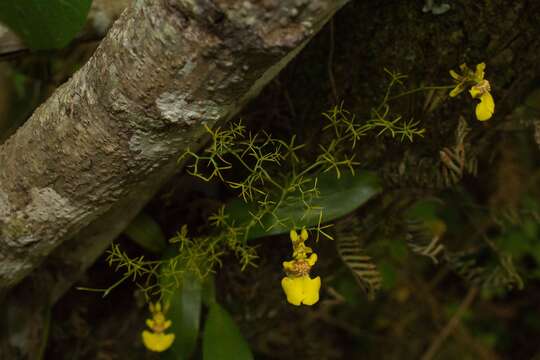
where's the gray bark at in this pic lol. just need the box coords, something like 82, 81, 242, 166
0, 0, 348, 298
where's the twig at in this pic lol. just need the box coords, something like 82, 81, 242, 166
414, 276, 499, 360
421, 287, 479, 360
456, 323, 501, 360
327, 19, 338, 103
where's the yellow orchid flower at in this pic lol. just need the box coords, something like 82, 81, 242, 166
282, 229, 321, 306
281, 275, 321, 306
469, 80, 495, 121
142, 302, 175, 352
449, 62, 495, 121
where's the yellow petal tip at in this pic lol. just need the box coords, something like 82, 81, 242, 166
475, 92, 495, 121
142, 331, 175, 352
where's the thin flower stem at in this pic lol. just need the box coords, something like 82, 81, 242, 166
387, 85, 454, 101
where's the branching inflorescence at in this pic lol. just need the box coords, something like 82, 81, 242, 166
103, 66, 470, 309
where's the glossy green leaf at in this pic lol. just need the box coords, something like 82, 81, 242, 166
0, 0, 92, 49
201, 274, 217, 307
124, 212, 167, 254
226, 171, 381, 240
161, 271, 202, 360
203, 303, 253, 360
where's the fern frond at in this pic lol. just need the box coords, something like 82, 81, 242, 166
406, 219, 446, 264
439, 117, 477, 186
446, 249, 523, 292
336, 233, 382, 300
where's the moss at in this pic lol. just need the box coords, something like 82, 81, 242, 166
1, 218, 31, 240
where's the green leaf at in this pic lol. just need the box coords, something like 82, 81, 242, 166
203, 303, 253, 360
226, 171, 381, 240
161, 271, 203, 360
0, 0, 92, 50
404, 199, 443, 222
124, 212, 167, 254
201, 274, 217, 307
379, 260, 397, 290
388, 239, 409, 261
38, 303, 52, 360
